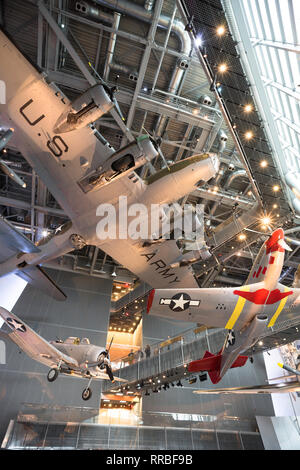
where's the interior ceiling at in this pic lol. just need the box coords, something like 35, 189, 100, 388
1, 0, 300, 302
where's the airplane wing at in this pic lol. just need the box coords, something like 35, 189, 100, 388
92, 373, 128, 382
0, 30, 115, 221
0, 306, 77, 368
193, 381, 300, 395
100, 238, 199, 288
0, 216, 40, 260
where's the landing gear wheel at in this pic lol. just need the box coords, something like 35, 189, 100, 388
82, 387, 92, 401
47, 368, 59, 382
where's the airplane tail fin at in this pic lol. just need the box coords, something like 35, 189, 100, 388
188, 350, 248, 384
245, 228, 291, 288
17, 265, 67, 301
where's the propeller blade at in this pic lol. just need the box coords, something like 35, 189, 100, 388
105, 364, 115, 382
278, 362, 300, 376
107, 335, 114, 353
0, 159, 26, 188
113, 96, 126, 122
0, 128, 14, 152
142, 127, 170, 170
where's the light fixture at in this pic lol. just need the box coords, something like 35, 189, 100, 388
111, 268, 117, 277
42, 229, 49, 238
218, 63, 228, 73
245, 131, 253, 140
273, 185, 280, 192
273, 204, 278, 209
216, 25, 226, 36
244, 104, 253, 113
238, 233, 246, 241
195, 35, 203, 47
260, 160, 268, 168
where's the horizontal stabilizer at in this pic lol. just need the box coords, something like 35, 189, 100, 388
0, 216, 40, 254
17, 265, 66, 301
188, 351, 248, 384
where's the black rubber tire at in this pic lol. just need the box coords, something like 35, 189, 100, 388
47, 368, 59, 382
82, 387, 92, 401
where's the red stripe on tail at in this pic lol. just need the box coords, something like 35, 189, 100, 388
147, 289, 155, 313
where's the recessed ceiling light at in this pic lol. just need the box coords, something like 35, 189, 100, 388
273, 185, 280, 192
260, 160, 268, 168
244, 104, 253, 113
218, 63, 228, 73
245, 131, 253, 140
216, 25, 226, 36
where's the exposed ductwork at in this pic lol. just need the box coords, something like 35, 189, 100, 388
88, 0, 192, 137
103, 11, 121, 81
224, 169, 247, 189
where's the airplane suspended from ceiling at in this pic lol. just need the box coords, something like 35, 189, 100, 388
0, 306, 126, 401
147, 228, 300, 384
0, 30, 219, 300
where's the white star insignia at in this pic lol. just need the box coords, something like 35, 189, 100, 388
171, 294, 190, 311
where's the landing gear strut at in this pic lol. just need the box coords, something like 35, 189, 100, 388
82, 377, 93, 401
47, 360, 62, 382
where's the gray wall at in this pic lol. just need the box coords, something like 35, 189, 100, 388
0, 268, 112, 443
142, 314, 275, 432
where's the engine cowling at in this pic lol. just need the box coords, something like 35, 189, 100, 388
78, 135, 158, 192
53, 84, 114, 133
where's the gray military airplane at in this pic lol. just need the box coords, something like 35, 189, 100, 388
0, 30, 219, 298
147, 228, 300, 384
0, 306, 126, 400
193, 362, 300, 395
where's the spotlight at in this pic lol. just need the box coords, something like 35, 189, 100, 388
273, 185, 280, 192
245, 131, 253, 140
216, 25, 226, 36
238, 233, 246, 241
261, 216, 271, 226
260, 160, 268, 168
244, 104, 253, 113
218, 63, 228, 73
195, 35, 203, 47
